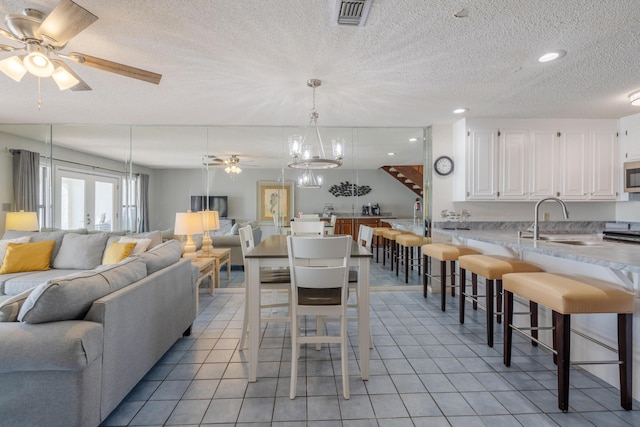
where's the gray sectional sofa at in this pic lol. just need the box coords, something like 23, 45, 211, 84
0, 230, 198, 427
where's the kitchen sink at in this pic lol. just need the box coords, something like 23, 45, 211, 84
518, 232, 602, 246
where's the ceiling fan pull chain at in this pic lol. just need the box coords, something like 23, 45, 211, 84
37, 77, 42, 110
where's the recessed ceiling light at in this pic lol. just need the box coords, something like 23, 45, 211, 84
409, 137, 418, 142
453, 108, 467, 114
538, 50, 566, 63
388, 152, 396, 156
630, 91, 640, 106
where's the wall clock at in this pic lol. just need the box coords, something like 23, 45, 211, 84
434, 156, 454, 176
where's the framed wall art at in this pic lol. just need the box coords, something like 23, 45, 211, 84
256, 180, 294, 225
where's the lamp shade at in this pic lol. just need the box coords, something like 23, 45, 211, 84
5, 211, 38, 232
201, 210, 220, 231
174, 211, 203, 236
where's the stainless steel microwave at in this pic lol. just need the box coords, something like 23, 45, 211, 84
624, 161, 640, 192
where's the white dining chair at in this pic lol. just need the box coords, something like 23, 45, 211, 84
322, 224, 374, 349
297, 214, 320, 222
238, 225, 291, 350
287, 235, 351, 399
290, 221, 325, 236
326, 214, 337, 235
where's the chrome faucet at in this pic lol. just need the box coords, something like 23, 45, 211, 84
532, 197, 570, 240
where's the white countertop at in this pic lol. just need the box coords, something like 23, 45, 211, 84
434, 228, 640, 273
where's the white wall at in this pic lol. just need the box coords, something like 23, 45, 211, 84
151, 167, 421, 231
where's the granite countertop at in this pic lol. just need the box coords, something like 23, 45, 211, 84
433, 227, 640, 273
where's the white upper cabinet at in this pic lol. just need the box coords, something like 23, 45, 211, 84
452, 118, 618, 202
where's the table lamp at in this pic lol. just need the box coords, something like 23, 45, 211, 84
200, 210, 220, 256
174, 210, 203, 259
5, 210, 39, 232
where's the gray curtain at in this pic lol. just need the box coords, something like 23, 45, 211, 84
136, 173, 150, 232
12, 149, 40, 212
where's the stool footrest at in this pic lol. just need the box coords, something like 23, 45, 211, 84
572, 360, 623, 366
509, 324, 555, 353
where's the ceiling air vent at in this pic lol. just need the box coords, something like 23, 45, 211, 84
334, 0, 372, 26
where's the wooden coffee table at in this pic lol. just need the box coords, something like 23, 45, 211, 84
197, 247, 231, 294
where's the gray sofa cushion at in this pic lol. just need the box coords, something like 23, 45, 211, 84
53, 233, 109, 270
18, 257, 147, 324
2, 230, 66, 265
2, 269, 79, 296
137, 240, 182, 275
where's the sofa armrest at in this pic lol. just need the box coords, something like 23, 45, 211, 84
0, 320, 103, 373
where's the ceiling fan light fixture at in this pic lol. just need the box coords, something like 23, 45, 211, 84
629, 90, 640, 106
0, 56, 28, 81
51, 65, 80, 90
23, 45, 54, 77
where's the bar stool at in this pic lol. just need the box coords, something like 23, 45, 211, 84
371, 227, 388, 263
422, 243, 481, 310
395, 233, 429, 283
382, 229, 403, 270
503, 272, 634, 412
458, 254, 542, 347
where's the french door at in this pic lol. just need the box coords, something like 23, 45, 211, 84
54, 166, 120, 231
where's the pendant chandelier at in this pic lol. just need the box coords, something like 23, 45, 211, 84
297, 168, 323, 189
288, 79, 344, 170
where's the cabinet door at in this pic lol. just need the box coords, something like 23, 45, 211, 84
590, 131, 618, 200
468, 130, 499, 200
559, 131, 589, 200
499, 130, 528, 200
529, 131, 558, 199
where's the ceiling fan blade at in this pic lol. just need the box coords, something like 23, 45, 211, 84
51, 59, 91, 91
36, 0, 98, 48
67, 52, 162, 85
0, 28, 21, 43
0, 43, 17, 52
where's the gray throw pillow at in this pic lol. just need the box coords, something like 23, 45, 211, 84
53, 233, 109, 269
2, 230, 66, 265
137, 239, 182, 275
18, 257, 147, 324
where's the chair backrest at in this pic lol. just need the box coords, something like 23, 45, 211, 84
357, 224, 374, 250
238, 224, 255, 259
297, 214, 320, 222
290, 221, 325, 236
287, 235, 351, 305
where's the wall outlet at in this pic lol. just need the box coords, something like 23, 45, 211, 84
2, 203, 11, 212
543, 212, 550, 221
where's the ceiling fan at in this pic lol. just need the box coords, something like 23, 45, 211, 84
203, 154, 256, 174
0, 0, 161, 92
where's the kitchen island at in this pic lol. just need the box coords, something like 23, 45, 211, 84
433, 226, 640, 401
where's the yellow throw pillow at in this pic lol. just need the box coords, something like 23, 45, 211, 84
102, 242, 137, 265
0, 240, 55, 274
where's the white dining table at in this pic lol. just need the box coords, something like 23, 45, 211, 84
244, 234, 372, 382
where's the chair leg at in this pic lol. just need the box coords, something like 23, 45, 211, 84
341, 316, 350, 399
459, 268, 466, 321
290, 315, 298, 399
404, 245, 409, 283
503, 289, 514, 366
472, 273, 478, 310
382, 238, 387, 266
486, 279, 494, 347
530, 301, 538, 347
239, 291, 249, 350
554, 311, 571, 412
450, 260, 456, 297
619, 313, 633, 410
440, 260, 446, 311
423, 254, 429, 298
316, 316, 324, 350
496, 279, 502, 324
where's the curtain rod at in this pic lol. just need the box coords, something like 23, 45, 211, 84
10, 148, 139, 176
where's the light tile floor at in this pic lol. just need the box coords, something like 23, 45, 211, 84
101, 257, 639, 427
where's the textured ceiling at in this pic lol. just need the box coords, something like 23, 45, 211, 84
1, 0, 640, 168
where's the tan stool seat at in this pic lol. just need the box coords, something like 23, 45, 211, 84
423, 243, 480, 261
382, 229, 403, 239
458, 254, 542, 347
396, 233, 425, 247
371, 227, 388, 263
422, 243, 481, 309
503, 273, 634, 315
458, 255, 542, 280
502, 272, 634, 412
